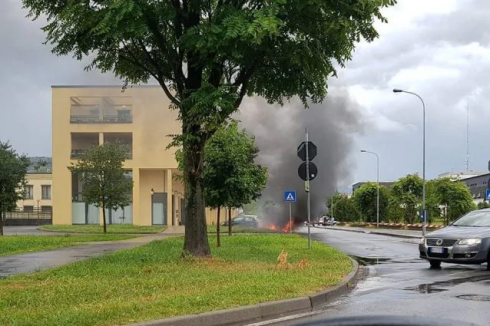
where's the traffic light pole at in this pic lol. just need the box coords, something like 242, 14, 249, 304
306, 128, 311, 249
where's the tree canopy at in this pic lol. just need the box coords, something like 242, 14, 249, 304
352, 182, 390, 223
23, 0, 396, 256
426, 177, 476, 225
68, 142, 133, 233
327, 193, 360, 223
0, 141, 30, 236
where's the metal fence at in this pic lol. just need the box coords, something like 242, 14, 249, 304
5, 209, 52, 220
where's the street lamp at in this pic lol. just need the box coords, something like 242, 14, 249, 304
361, 150, 380, 228
393, 88, 427, 236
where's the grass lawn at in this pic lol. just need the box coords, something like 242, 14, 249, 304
39, 224, 166, 234
0, 234, 136, 257
0, 234, 352, 326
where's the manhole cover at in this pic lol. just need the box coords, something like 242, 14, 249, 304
456, 294, 490, 302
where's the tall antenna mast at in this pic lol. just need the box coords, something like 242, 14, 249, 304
466, 102, 470, 172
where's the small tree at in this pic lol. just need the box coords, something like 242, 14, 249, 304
352, 182, 390, 223
68, 143, 133, 234
429, 178, 476, 225
0, 141, 30, 236
390, 174, 423, 224
177, 122, 268, 245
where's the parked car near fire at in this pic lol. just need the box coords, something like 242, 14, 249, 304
221, 215, 259, 228
419, 208, 490, 269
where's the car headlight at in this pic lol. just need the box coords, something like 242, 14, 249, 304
457, 238, 482, 245
419, 237, 425, 244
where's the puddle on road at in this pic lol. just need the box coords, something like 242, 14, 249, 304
456, 294, 490, 302
404, 284, 448, 294
404, 274, 490, 294
350, 255, 391, 265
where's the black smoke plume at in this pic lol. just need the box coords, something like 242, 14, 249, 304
235, 92, 364, 226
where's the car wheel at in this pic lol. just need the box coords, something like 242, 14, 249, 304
487, 253, 490, 271
429, 260, 441, 269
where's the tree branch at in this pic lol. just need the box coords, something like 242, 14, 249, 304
119, 52, 180, 105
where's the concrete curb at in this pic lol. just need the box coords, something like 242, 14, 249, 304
36, 227, 164, 235
322, 226, 422, 239
128, 258, 360, 326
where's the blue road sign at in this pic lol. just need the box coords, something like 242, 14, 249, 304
284, 191, 296, 203
486, 189, 490, 201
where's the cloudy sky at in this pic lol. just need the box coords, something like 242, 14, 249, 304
1, 0, 489, 191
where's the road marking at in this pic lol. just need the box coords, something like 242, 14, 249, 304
244, 309, 330, 326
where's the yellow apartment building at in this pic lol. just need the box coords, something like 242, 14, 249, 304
16, 172, 53, 213
52, 85, 234, 226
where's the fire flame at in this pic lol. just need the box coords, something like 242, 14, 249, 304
265, 221, 294, 233
282, 220, 294, 233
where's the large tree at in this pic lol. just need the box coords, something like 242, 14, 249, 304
0, 141, 30, 236
23, 0, 396, 256
177, 121, 268, 245
68, 143, 133, 234
352, 182, 390, 223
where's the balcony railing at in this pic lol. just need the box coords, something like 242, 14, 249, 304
71, 149, 132, 159
70, 114, 132, 124
70, 106, 133, 124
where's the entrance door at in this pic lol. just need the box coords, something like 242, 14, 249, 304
171, 195, 175, 226
180, 198, 186, 225
151, 192, 167, 225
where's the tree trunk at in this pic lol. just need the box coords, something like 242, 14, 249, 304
102, 204, 107, 234
0, 205, 4, 236
216, 206, 221, 247
228, 207, 232, 236
182, 141, 211, 257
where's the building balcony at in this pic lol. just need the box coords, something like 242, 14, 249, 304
70, 96, 133, 124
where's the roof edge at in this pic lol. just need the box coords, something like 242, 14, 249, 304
51, 84, 160, 88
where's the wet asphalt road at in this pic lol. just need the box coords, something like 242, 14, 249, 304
256, 226, 490, 326
4, 226, 51, 235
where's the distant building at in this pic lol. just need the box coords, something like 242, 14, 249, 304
352, 181, 394, 193
16, 158, 53, 213
457, 173, 490, 204
438, 171, 485, 181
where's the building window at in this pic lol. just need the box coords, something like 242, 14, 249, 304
23, 206, 34, 212
42, 185, 52, 200
25, 185, 33, 199
41, 206, 52, 212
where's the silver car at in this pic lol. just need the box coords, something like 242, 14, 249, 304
419, 208, 490, 269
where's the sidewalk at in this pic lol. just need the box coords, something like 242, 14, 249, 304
316, 225, 423, 239
0, 234, 167, 278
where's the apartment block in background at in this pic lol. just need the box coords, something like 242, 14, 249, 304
52, 85, 234, 226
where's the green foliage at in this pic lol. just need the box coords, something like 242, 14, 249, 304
352, 182, 390, 223
478, 202, 490, 209
177, 121, 268, 210
326, 193, 360, 222
0, 141, 30, 235
23, 0, 396, 255
242, 201, 258, 215
68, 142, 133, 233
390, 174, 423, 224
428, 178, 476, 225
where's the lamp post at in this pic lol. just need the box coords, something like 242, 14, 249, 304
361, 150, 380, 228
393, 89, 427, 236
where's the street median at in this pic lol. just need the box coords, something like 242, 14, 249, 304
131, 258, 360, 326
0, 234, 358, 326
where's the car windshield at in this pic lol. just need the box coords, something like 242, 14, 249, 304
452, 210, 490, 227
